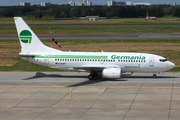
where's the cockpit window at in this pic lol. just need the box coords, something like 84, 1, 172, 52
159, 59, 167, 62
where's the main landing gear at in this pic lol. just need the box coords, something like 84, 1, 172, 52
88, 71, 98, 80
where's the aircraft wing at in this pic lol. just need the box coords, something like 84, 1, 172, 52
73, 65, 120, 72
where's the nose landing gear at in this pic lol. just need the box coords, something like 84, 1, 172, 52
153, 74, 157, 78
152, 72, 163, 78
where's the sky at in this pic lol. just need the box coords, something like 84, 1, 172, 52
0, 0, 180, 6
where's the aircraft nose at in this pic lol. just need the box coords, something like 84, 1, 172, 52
168, 62, 175, 69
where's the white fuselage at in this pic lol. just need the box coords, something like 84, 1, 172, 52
21, 51, 175, 73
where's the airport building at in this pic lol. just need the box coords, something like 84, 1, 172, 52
108, 0, 126, 6
132, 2, 151, 6
79, 16, 106, 21
40, 1, 51, 6
20, 2, 31, 6
69, 0, 92, 6
107, 0, 151, 6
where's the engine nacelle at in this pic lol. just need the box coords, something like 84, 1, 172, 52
102, 68, 121, 78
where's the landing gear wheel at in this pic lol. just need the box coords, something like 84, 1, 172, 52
88, 74, 94, 80
93, 72, 98, 77
88, 71, 98, 80
153, 74, 157, 78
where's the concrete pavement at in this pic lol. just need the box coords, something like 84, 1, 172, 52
0, 72, 179, 120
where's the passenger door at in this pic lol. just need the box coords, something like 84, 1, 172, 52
149, 57, 154, 67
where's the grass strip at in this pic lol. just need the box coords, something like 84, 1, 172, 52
1, 25, 180, 34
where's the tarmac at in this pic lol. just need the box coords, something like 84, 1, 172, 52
0, 72, 180, 120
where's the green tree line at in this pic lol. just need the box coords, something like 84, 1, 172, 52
0, 5, 180, 19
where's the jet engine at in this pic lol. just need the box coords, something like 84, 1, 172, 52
102, 68, 121, 78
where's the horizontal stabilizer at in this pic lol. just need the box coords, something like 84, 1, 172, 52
19, 53, 35, 57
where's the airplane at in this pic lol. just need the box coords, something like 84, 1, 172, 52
14, 17, 175, 80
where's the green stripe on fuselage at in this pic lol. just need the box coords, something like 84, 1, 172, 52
35, 55, 108, 59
